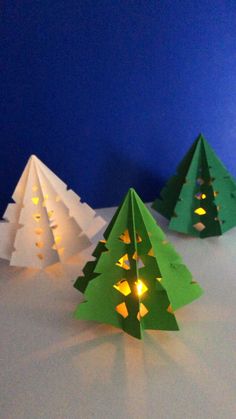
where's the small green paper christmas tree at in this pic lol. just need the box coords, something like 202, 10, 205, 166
74, 188, 203, 339
152, 134, 236, 238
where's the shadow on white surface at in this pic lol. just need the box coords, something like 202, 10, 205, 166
0, 204, 236, 419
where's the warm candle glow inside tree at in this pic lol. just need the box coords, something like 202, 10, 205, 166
74, 188, 203, 339
135, 279, 148, 297
0, 155, 106, 269
153, 134, 236, 237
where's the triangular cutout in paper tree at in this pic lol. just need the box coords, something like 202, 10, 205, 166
152, 134, 236, 238
74, 188, 203, 339
0, 155, 105, 269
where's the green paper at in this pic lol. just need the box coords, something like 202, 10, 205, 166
74, 188, 203, 339
152, 134, 236, 238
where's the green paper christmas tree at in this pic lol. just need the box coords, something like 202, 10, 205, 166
74, 188, 203, 339
152, 134, 236, 238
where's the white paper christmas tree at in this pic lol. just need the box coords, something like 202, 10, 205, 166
0, 155, 106, 269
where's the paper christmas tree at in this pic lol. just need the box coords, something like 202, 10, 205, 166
74, 188, 203, 339
152, 134, 236, 238
0, 155, 105, 269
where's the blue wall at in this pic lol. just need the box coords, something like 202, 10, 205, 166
1, 1, 236, 213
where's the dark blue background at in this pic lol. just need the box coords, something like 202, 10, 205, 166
1, 1, 236, 213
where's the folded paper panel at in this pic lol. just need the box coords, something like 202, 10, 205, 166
0, 155, 106, 269
74, 188, 203, 339
152, 134, 236, 237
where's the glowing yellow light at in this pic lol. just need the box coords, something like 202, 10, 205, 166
148, 248, 154, 256
139, 303, 148, 317
116, 302, 128, 318
116, 254, 130, 270
156, 277, 162, 282
119, 230, 131, 244
113, 280, 131, 296
137, 303, 149, 320
195, 193, 206, 200
55, 236, 62, 244
32, 197, 39, 205
33, 213, 41, 222
167, 304, 174, 314
135, 279, 148, 296
52, 236, 62, 249
194, 207, 206, 215
136, 233, 142, 243
47, 210, 54, 219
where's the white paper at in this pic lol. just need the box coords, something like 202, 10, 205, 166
0, 155, 106, 269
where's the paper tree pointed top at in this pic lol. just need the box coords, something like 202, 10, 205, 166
152, 134, 236, 238
74, 188, 203, 339
0, 155, 105, 268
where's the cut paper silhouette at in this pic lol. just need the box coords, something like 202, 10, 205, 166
153, 134, 236, 237
74, 188, 203, 339
0, 155, 105, 268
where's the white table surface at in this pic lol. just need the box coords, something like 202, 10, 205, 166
0, 204, 236, 419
